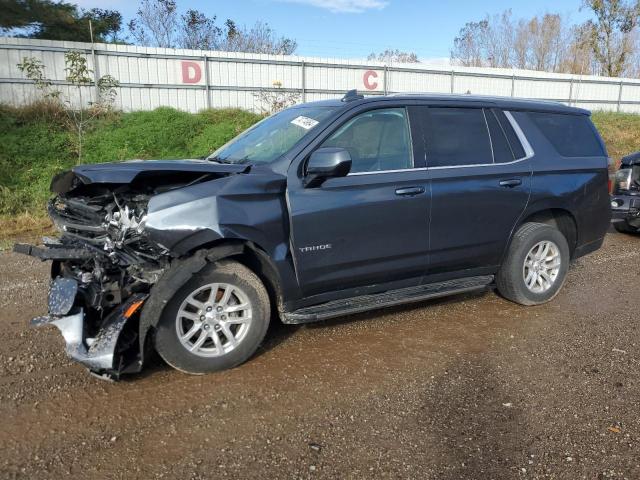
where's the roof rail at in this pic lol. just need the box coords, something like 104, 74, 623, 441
341, 89, 364, 102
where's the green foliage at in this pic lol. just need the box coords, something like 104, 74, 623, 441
16, 57, 60, 100
1, 0, 123, 42
64, 51, 92, 85
0, 106, 262, 215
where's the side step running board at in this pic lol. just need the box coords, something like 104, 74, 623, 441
281, 275, 494, 324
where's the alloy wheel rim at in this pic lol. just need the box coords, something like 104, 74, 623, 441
176, 283, 252, 357
523, 240, 561, 294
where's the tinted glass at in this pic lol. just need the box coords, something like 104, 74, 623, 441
485, 109, 515, 163
209, 105, 338, 164
528, 112, 605, 157
493, 109, 526, 159
321, 108, 413, 173
425, 108, 493, 167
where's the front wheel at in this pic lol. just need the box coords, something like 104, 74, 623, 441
154, 260, 270, 374
496, 222, 570, 306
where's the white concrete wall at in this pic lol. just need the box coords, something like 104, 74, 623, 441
2, 37, 640, 113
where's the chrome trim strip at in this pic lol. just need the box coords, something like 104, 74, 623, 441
348, 167, 420, 176
482, 109, 495, 164
504, 110, 535, 160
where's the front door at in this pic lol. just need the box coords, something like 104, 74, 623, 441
287, 107, 431, 296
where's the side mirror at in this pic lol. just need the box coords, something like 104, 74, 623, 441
305, 147, 352, 187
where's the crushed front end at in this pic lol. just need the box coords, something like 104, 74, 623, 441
611, 152, 640, 231
14, 160, 247, 379
15, 188, 167, 378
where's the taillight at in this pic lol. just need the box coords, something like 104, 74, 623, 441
607, 157, 616, 193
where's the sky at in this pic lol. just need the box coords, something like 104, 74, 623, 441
74, 0, 594, 61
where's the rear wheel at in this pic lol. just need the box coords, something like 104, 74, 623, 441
154, 260, 270, 374
496, 222, 570, 306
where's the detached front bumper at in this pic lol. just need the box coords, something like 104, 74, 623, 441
610, 194, 640, 227
29, 273, 146, 380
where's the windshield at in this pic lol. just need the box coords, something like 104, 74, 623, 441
208, 105, 339, 164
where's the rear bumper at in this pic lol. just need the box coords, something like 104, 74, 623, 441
30, 276, 147, 380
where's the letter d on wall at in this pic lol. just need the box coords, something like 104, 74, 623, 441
181, 61, 202, 83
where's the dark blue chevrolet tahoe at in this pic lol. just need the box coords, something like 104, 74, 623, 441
15, 92, 611, 378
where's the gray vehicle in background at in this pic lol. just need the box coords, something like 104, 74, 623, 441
611, 151, 640, 233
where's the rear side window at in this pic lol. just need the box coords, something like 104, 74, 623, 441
528, 112, 605, 157
493, 109, 526, 159
485, 109, 515, 164
425, 108, 493, 167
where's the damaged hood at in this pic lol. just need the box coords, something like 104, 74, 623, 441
621, 151, 640, 168
51, 159, 250, 193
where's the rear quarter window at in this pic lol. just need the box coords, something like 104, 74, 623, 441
527, 112, 605, 157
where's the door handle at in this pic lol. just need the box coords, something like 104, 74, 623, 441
499, 178, 522, 188
395, 186, 425, 196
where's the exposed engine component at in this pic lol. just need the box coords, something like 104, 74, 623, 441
48, 190, 167, 267
14, 159, 252, 378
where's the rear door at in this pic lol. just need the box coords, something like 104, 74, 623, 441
287, 107, 431, 296
417, 106, 533, 276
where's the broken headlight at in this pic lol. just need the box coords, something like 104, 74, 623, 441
615, 168, 634, 191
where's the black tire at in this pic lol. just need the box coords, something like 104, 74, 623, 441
613, 221, 639, 234
154, 260, 270, 374
496, 222, 570, 306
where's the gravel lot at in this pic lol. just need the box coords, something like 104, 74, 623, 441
0, 230, 639, 479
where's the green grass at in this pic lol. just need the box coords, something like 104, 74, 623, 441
0, 105, 262, 218
1, 105, 639, 243
591, 111, 640, 164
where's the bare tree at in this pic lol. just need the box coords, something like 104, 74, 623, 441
128, 0, 179, 48
367, 49, 419, 63
482, 11, 514, 68
179, 9, 220, 49
582, 0, 640, 77
513, 19, 531, 69
451, 20, 489, 67
451, 9, 607, 75
528, 14, 565, 71
128, 2, 297, 55
560, 24, 595, 74
217, 21, 297, 55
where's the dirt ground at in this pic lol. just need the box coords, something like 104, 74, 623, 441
0, 230, 639, 480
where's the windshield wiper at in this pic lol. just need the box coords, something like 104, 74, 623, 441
208, 156, 250, 165
207, 156, 236, 164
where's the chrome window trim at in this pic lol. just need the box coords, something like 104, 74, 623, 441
504, 111, 534, 160
345, 109, 535, 175
348, 167, 425, 176
482, 109, 496, 164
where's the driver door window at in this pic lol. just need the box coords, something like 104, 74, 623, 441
321, 108, 413, 173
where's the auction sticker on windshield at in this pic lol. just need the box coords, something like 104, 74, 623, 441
291, 116, 319, 130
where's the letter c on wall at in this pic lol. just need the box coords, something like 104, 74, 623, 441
181, 61, 202, 83
363, 70, 379, 90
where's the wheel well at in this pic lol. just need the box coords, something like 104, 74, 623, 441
230, 249, 283, 316
519, 209, 578, 257
185, 239, 284, 316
